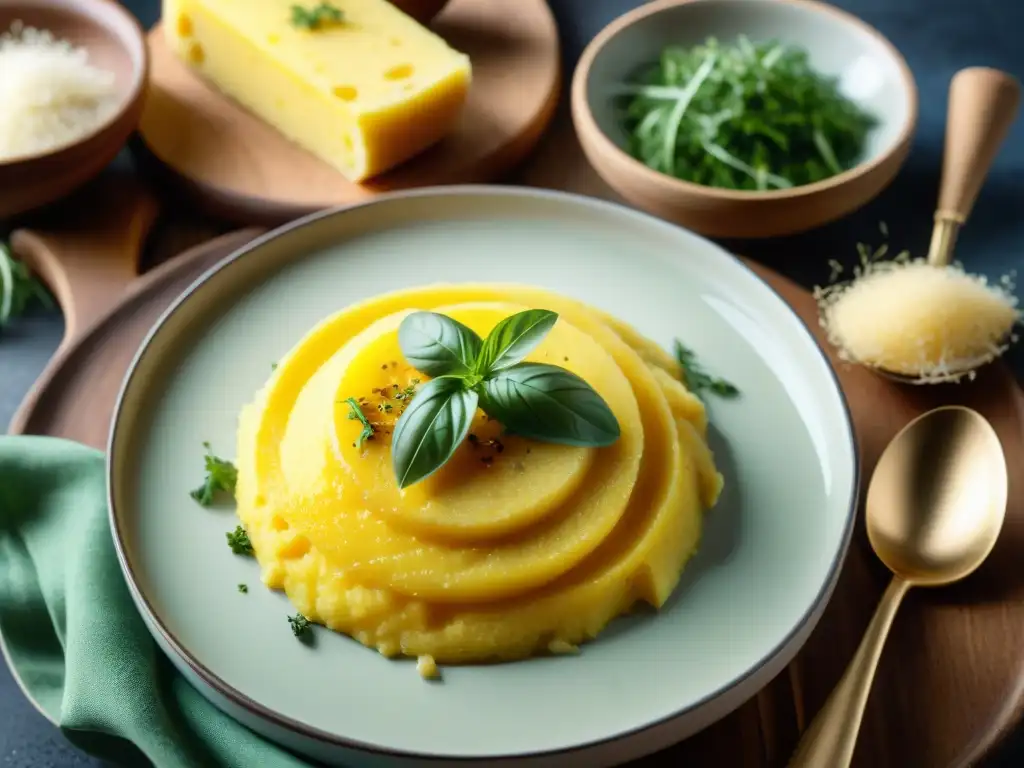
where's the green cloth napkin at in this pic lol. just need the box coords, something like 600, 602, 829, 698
0, 435, 313, 768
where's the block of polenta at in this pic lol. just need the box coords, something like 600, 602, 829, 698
162, 0, 471, 181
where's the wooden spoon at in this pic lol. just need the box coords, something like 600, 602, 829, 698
7, 173, 160, 433
831, 67, 1021, 386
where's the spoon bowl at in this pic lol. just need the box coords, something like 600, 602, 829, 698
838, 67, 1021, 386
789, 405, 1008, 767
866, 406, 1008, 585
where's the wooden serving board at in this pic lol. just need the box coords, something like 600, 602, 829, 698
9, 123, 1024, 768
137, 0, 561, 225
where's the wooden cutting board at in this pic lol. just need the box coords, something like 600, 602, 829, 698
137, 0, 561, 225
8, 124, 1024, 768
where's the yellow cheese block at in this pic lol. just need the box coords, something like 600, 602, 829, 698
162, 0, 471, 181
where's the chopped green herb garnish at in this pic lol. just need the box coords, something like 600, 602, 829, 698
0, 242, 53, 330
615, 36, 878, 191
344, 397, 375, 448
290, 2, 343, 30
674, 341, 739, 399
237, 583, 248, 594
271, 362, 278, 370
226, 526, 254, 556
288, 613, 313, 641
392, 381, 420, 402
190, 442, 238, 506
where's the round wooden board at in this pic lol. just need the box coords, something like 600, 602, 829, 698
137, 0, 561, 225
9, 207, 1024, 768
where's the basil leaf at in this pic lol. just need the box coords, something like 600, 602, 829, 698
398, 311, 483, 377
477, 309, 558, 374
392, 376, 478, 488
481, 363, 620, 447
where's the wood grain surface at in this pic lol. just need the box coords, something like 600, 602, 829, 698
7, 86, 1024, 768
137, 0, 562, 225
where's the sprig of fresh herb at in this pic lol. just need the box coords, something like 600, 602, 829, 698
226, 525, 254, 556
190, 442, 238, 506
237, 583, 248, 594
290, 2, 343, 30
673, 341, 739, 399
0, 242, 53, 330
615, 36, 878, 191
288, 614, 313, 642
389, 309, 620, 488
344, 397, 376, 449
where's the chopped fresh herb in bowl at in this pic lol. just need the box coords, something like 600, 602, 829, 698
615, 36, 878, 191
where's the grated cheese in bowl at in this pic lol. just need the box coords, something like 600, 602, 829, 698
816, 243, 1020, 384
0, 21, 121, 163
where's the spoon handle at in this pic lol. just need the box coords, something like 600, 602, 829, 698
928, 67, 1021, 266
787, 576, 911, 768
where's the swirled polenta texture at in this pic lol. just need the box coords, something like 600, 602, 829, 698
235, 284, 723, 665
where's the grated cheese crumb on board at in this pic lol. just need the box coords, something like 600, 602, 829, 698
0, 21, 121, 162
816, 248, 1020, 384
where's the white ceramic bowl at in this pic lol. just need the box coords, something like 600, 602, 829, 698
108, 187, 859, 766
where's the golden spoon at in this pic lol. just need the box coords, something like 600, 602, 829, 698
787, 405, 1008, 767
821, 68, 1021, 385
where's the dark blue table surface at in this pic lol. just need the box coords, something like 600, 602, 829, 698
1, 1, 1022, 765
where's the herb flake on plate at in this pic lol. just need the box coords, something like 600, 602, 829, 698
288, 613, 313, 642
226, 525, 254, 556
674, 340, 739, 399
190, 442, 238, 506
615, 36, 878, 191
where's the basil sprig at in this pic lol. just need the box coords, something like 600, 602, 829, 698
391, 309, 621, 488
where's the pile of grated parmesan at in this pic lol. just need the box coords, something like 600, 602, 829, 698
0, 21, 121, 162
817, 251, 1020, 384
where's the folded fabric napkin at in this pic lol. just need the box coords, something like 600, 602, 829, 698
0, 435, 312, 768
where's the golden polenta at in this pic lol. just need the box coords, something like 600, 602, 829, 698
235, 284, 722, 665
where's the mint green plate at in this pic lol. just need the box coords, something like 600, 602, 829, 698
108, 187, 858, 767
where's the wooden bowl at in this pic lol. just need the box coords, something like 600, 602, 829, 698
0, 0, 149, 218
571, 0, 919, 239
389, 0, 451, 26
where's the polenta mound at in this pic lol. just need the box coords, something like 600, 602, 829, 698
235, 284, 723, 670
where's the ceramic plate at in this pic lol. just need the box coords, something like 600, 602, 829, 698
108, 187, 858, 767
